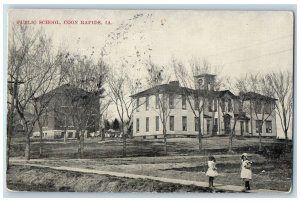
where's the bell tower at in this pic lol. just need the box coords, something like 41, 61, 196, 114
194, 74, 216, 91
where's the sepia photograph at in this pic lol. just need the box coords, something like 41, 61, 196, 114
5, 9, 294, 194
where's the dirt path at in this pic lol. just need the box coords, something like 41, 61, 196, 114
9, 162, 286, 194
7, 165, 222, 192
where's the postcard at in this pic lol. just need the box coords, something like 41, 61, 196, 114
6, 9, 293, 193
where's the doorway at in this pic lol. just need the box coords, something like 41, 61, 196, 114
207, 119, 211, 135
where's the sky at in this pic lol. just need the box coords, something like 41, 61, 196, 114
8, 10, 294, 80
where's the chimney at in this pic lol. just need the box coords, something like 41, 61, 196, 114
169, 81, 180, 86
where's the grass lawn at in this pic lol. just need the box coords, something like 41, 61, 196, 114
8, 136, 293, 192
10, 136, 288, 159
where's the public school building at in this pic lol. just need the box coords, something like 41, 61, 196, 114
130, 74, 277, 138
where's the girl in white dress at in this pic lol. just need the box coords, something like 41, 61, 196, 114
206, 156, 218, 187
240, 153, 253, 191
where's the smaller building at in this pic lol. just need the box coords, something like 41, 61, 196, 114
32, 84, 99, 139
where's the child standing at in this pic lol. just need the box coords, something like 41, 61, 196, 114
206, 155, 218, 188
240, 153, 253, 191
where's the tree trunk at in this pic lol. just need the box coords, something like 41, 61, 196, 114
25, 132, 31, 160
39, 132, 43, 157
77, 141, 81, 158
228, 132, 233, 152
163, 126, 167, 155
258, 132, 263, 152
7, 75, 18, 170
122, 135, 126, 157
229, 119, 237, 152
122, 125, 126, 157
81, 133, 84, 158
100, 116, 105, 141
224, 120, 227, 135
101, 130, 105, 141
197, 116, 202, 152
37, 120, 43, 157
63, 127, 67, 143
77, 131, 82, 159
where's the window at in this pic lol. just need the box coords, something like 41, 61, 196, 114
246, 121, 249, 133
182, 95, 186, 110
146, 117, 149, 132
146, 96, 149, 111
156, 116, 159, 131
155, 95, 159, 109
182, 116, 187, 131
214, 118, 218, 126
170, 116, 175, 131
221, 98, 225, 112
255, 101, 262, 114
68, 132, 73, 138
228, 99, 233, 112
208, 99, 213, 112
194, 97, 199, 110
213, 118, 218, 133
207, 120, 211, 134
214, 99, 218, 112
169, 94, 175, 109
75, 132, 79, 138
136, 118, 140, 133
42, 114, 48, 127
238, 100, 243, 112
266, 120, 272, 133
195, 117, 199, 131
256, 120, 263, 133
137, 98, 140, 112
264, 102, 271, 114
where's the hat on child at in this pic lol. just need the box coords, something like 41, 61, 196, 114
208, 155, 216, 161
241, 153, 248, 159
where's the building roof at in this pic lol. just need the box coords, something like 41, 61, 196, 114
241, 92, 277, 101
130, 83, 195, 98
131, 83, 238, 99
130, 82, 276, 102
35, 84, 92, 100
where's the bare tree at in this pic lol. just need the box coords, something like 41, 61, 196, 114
57, 51, 107, 158
173, 59, 204, 152
99, 99, 112, 141
145, 60, 176, 154
59, 87, 99, 158
174, 58, 225, 152
8, 25, 60, 161
108, 68, 142, 157
235, 74, 276, 151
33, 67, 63, 157
265, 70, 293, 151
218, 94, 235, 152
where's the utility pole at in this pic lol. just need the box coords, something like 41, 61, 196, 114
7, 71, 24, 171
